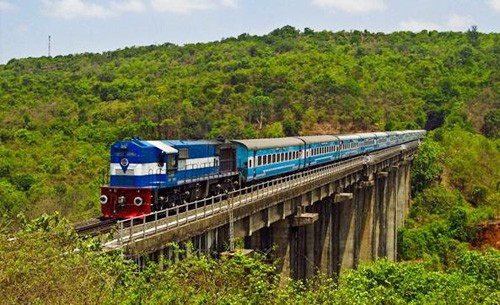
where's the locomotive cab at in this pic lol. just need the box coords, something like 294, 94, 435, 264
100, 140, 178, 219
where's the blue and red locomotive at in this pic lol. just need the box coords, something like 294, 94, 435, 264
100, 130, 426, 218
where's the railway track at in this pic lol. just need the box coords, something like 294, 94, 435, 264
74, 218, 117, 236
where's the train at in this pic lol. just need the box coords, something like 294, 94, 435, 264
100, 130, 426, 219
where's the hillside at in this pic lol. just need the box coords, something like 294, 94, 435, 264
0, 26, 499, 222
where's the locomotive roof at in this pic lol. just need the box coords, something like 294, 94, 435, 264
146, 140, 178, 154
231, 137, 304, 150
163, 140, 221, 146
295, 135, 339, 144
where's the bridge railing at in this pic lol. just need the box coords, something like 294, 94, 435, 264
113, 142, 417, 246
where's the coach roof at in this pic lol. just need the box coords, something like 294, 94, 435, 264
295, 135, 339, 144
231, 137, 304, 150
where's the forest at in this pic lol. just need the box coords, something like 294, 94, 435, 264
0, 26, 499, 303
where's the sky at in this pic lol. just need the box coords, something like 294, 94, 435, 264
0, 0, 499, 64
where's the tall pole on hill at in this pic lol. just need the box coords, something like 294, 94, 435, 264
48, 35, 51, 57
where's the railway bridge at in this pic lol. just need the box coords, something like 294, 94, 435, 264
104, 141, 420, 279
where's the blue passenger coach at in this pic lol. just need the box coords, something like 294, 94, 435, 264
337, 134, 361, 159
231, 138, 304, 182
297, 135, 340, 167
356, 133, 377, 153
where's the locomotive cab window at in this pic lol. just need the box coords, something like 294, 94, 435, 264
157, 151, 166, 167
178, 148, 189, 159
168, 155, 177, 169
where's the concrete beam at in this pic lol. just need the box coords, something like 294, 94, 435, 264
292, 213, 319, 227
360, 180, 375, 187
334, 193, 353, 203
377, 171, 388, 177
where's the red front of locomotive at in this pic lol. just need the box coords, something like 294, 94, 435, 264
100, 186, 152, 219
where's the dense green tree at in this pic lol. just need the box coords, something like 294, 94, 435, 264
411, 138, 445, 194
482, 109, 500, 138
0, 28, 499, 222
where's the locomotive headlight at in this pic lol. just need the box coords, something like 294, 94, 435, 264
117, 196, 126, 205
99, 195, 108, 205
133, 197, 143, 206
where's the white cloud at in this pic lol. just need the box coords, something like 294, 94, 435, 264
312, 0, 386, 13
446, 14, 474, 31
41, 0, 145, 19
42, 0, 112, 19
14, 24, 30, 33
220, 0, 237, 9
0, 1, 15, 11
399, 19, 441, 32
399, 14, 475, 32
111, 0, 145, 13
488, 0, 500, 11
150, 0, 237, 13
150, 0, 212, 13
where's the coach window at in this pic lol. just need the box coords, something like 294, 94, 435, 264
257, 156, 262, 166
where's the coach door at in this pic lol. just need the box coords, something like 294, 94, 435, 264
218, 144, 236, 172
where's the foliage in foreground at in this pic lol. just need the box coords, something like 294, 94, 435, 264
1, 214, 500, 304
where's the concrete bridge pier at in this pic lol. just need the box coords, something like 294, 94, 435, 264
332, 185, 356, 273
358, 178, 376, 264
